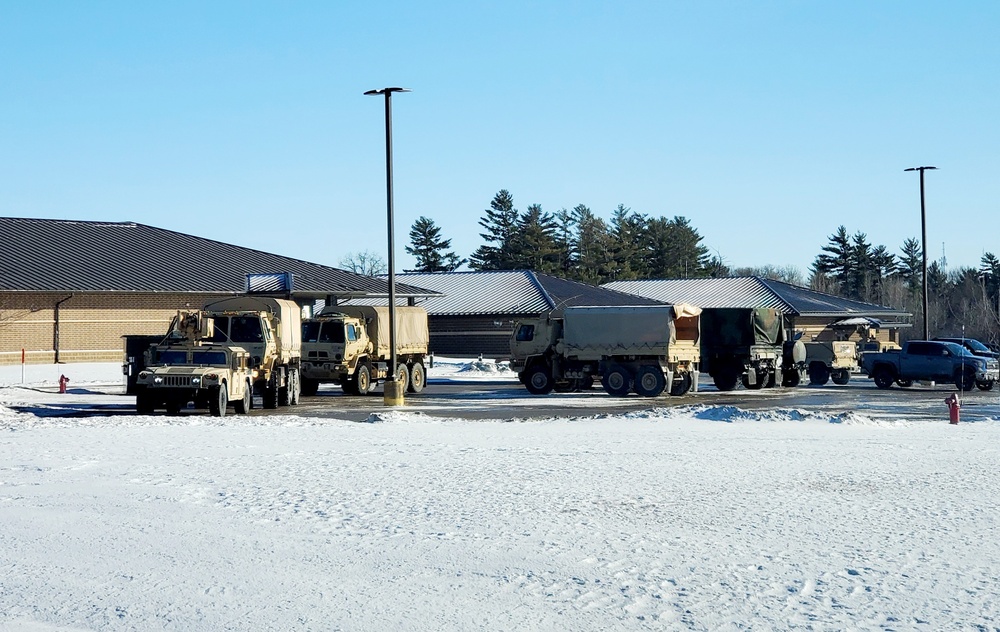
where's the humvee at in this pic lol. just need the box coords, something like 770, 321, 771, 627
135, 312, 254, 416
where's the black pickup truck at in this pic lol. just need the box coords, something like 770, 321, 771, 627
860, 340, 998, 391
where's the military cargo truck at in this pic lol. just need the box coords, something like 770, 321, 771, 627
803, 340, 858, 385
134, 312, 254, 416
300, 305, 430, 396
202, 296, 302, 408
509, 304, 702, 398
700, 308, 805, 391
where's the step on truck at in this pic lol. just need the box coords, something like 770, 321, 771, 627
202, 296, 303, 408
134, 311, 255, 416
300, 305, 430, 396
700, 308, 806, 390
509, 304, 702, 397
860, 339, 998, 391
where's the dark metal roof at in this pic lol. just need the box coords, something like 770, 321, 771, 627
0, 217, 437, 298
345, 270, 662, 316
603, 276, 910, 319
604, 277, 798, 313
762, 279, 910, 318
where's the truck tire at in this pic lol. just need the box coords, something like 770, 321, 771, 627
209, 385, 228, 417
301, 378, 319, 397
634, 365, 666, 397
525, 365, 554, 395
765, 370, 777, 388
808, 364, 830, 386
832, 369, 851, 386
955, 366, 976, 392
713, 366, 740, 392
408, 362, 426, 394
669, 371, 692, 396
580, 375, 595, 390
354, 364, 373, 395
394, 363, 410, 392
234, 380, 252, 414
601, 365, 632, 397
262, 377, 279, 409
872, 367, 895, 389
896, 379, 913, 387
976, 379, 995, 391
166, 400, 183, 415
280, 368, 299, 406
782, 369, 801, 388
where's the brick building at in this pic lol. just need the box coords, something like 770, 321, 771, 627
0, 218, 434, 365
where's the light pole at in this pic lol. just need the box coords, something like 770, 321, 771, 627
905, 166, 937, 340
365, 87, 410, 406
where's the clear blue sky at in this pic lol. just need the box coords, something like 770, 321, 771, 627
2, 1, 997, 278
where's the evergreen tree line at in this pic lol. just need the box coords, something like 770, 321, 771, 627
402, 190, 1000, 345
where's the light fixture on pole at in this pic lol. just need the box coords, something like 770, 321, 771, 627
905, 166, 937, 340
365, 87, 410, 406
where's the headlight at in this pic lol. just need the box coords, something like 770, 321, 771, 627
191, 377, 201, 385
153, 376, 164, 384
138, 371, 150, 379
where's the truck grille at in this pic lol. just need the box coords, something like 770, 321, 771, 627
163, 375, 194, 387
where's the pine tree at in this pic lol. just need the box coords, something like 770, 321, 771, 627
898, 238, 923, 297
469, 190, 520, 270
512, 204, 560, 272
812, 226, 853, 295
405, 216, 466, 272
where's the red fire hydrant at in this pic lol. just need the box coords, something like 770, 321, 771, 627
945, 393, 960, 424
58, 374, 70, 394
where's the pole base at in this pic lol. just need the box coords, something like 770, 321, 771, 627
383, 378, 405, 406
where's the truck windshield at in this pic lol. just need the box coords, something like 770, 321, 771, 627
229, 316, 264, 343
157, 350, 188, 365
965, 339, 990, 352
302, 322, 321, 343
320, 323, 345, 343
192, 351, 228, 366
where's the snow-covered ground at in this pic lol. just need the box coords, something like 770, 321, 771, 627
2, 361, 1000, 630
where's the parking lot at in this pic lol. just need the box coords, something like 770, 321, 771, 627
290, 375, 1000, 423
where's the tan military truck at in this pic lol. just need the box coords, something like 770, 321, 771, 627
135, 312, 254, 416
803, 340, 858, 385
510, 304, 702, 397
202, 296, 303, 408
300, 305, 430, 396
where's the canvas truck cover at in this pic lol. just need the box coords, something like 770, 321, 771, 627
562, 305, 696, 356
203, 296, 302, 362
335, 306, 429, 358
700, 308, 784, 349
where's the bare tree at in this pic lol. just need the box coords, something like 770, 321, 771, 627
339, 250, 387, 277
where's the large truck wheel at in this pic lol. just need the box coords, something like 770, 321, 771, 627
634, 365, 666, 397
808, 364, 830, 386
354, 364, 373, 395
976, 379, 995, 391
782, 369, 801, 388
601, 364, 632, 397
279, 368, 299, 405
234, 380, 252, 414
713, 367, 740, 392
262, 377, 279, 408
872, 367, 895, 389
832, 369, 851, 386
408, 362, 426, 393
301, 378, 319, 397
669, 371, 692, 396
209, 385, 228, 417
393, 363, 410, 392
525, 365, 554, 395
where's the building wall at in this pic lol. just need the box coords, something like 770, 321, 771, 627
427, 314, 524, 358
0, 292, 227, 365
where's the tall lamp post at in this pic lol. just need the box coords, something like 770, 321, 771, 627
905, 166, 937, 340
365, 87, 410, 406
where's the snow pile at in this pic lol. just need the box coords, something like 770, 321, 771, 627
612, 404, 894, 426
